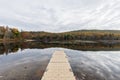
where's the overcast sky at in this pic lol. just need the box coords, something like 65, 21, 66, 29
0, 0, 120, 32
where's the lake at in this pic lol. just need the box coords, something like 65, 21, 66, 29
0, 42, 120, 80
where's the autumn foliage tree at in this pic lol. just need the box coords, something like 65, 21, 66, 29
11, 28, 20, 38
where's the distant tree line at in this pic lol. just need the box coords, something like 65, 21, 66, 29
0, 26, 120, 42
21, 31, 120, 42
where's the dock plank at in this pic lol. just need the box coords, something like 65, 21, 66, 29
41, 50, 76, 80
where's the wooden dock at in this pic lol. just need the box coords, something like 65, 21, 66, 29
41, 50, 76, 80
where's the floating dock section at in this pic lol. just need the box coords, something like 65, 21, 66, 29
41, 50, 76, 80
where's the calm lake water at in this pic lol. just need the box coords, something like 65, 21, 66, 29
0, 42, 120, 80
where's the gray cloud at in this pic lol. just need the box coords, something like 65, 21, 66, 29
0, 0, 120, 32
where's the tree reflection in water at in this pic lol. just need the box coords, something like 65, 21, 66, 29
0, 41, 120, 55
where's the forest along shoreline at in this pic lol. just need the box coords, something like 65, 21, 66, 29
0, 26, 120, 44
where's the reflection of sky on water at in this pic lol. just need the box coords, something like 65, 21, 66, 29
0, 48, 120, 80
65, 50, 120, 80
0, 48, 55, 71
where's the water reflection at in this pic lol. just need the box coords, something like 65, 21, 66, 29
0, 49, 55, 80
0, 42, 120, 80
65, 50, 120, 80
0, 41, 120, 55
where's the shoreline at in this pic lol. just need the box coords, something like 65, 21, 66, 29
0, 39, 23, 43
0, 39, 120, 44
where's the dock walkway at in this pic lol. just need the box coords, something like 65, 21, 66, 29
41, 50, 76, 80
